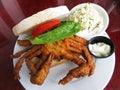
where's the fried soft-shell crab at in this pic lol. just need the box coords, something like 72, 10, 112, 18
11, 35, 95, 85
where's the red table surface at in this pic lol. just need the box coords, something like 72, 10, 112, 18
0, 0, 120, 90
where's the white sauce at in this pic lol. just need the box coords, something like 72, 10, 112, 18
88, 42, 111, 57
69, 3, 103, 37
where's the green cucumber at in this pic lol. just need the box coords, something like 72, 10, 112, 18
30, 21, 81, 44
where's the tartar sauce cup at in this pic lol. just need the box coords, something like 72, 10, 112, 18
87, 36, 115, 58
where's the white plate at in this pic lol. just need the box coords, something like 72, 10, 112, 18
13, 32, 115, 90
70, 3, 109, 39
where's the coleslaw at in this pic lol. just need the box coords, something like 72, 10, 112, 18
69, 3, 103, 36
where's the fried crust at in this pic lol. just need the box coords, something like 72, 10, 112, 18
12, 36, 95, 85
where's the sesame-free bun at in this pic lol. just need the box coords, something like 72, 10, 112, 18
12, 6, 70, 36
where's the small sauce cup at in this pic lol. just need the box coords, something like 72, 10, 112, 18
87, 36, 115, 58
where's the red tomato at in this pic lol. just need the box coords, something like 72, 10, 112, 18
32, 19, 61, 38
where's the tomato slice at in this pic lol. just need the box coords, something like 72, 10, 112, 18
32, 19, 61, 38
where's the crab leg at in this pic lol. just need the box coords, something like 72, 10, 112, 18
25, 59, 37, 75
35, 53, 48, 70
17, 40, 31, 46
11, 45, 33, 58
30, 53, 54, 85
81, 47, 95, 76
13, 45, 41, 80
62, 51, 85, 65
59, 63, 90, 85
59, 47, 95, 85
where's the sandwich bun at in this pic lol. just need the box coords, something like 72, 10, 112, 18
31, 57, 68, 68
51, 59, 68, 67
12, 6, 70, 36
